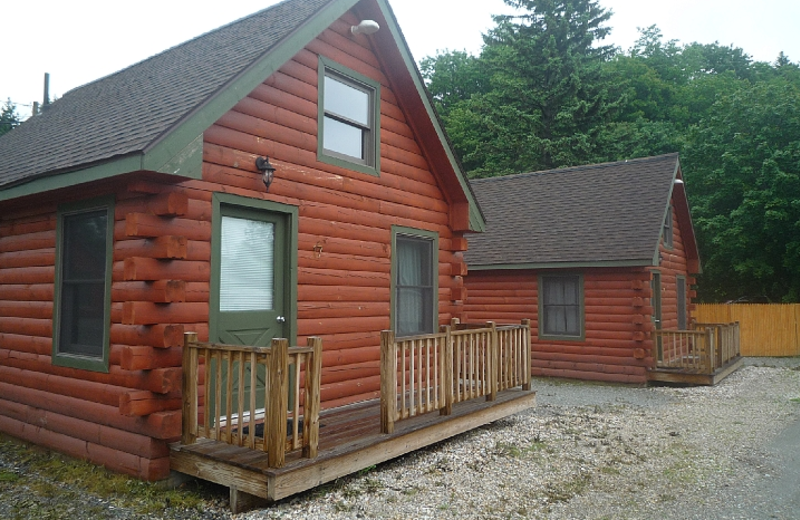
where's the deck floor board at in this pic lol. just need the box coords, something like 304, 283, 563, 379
171, 387, 536, 502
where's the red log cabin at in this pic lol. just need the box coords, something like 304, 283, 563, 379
0, 0, 537, 503
464, 154, 742, 386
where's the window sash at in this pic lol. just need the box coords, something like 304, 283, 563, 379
56, 206, 110, 362
395, 235, 435, 336
541, 275, 582, 337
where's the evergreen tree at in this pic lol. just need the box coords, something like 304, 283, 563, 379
437, 0, 618, 176
0, 99, 20, 138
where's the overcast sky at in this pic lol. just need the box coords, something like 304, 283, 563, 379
5, 0, 800, 118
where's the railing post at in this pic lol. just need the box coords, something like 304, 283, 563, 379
488, 321, 497, 402
380, 330, 397, 434
441, 325, 453, 416
303, 337, 322, 459
181, 332, 199, 445
267, 338, 289, 468
705, 327, 714, 373
521, 319, 532, 391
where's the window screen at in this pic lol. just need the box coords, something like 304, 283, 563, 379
395, 235, 435, 336
540, 274, 582, 338
56, 207, 110, 360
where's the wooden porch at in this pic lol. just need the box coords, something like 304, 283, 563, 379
170, 320, 536, 512
649, 322, 743, 385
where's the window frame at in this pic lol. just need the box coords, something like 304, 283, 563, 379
391, 226, 439, 338
663, 204, 674, 249
538, 273, 585, 341
317, 56, 381, 176
52, 195, 114, 372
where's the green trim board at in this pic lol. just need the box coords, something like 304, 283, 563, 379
52, 195, 115, 372
468, 259, 656, 271
390, 225, 440, 337
316, 56, 381, 176
537, 273, 585, 342
210, 193, 299, 348
373, 0, 485, 232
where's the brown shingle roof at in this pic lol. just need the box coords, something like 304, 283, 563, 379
0, 0, 332, 190
465, 154, 681, 268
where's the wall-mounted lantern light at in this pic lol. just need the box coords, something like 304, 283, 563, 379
256, 156, 276, 191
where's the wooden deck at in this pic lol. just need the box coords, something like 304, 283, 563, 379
648, 355, 744, 385
649, 322, 742, 385
170, 387, 535, 511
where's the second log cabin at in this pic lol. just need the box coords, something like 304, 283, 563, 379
464, 154, 739, 385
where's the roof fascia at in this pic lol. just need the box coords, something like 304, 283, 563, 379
370, 0, 486, 232
143, 0, 359, 174
468, 259, 654, 271
1, 0, 358, 202
671, 160, 702, 274
652, 157, 681, 266
0, 154, 144, 202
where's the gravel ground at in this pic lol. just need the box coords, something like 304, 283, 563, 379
1, 358, 799, 519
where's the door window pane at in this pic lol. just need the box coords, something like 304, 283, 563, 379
396, 235, 434, 336
220, 216, 274, 312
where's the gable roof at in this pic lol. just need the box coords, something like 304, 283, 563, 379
465, 153, 700, 271
0, 0, 484, 231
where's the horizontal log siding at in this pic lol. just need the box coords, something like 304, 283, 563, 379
0, 9, 466, 478
657, 198, 695, 331
189, 14, 464, 409
464, 268, 655, 384
0, 186, 210, 479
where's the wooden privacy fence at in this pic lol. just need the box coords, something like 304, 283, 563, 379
695, 304, 800, 357
654, 322, 740, 372
380, 320, 532, 434
181, 333, 322, 468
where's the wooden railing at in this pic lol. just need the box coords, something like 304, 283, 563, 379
654, 322, 740, 373
181, 333, 322, 468
380, 319, 531, 434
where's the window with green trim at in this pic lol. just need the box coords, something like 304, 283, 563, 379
53, 197, 113, 371
663, 205, 673, 249
318, 57, 380, 175
539, 274, 583, 339
393, 230, 437, 337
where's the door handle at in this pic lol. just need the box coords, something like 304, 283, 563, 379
276, 316, 286, 323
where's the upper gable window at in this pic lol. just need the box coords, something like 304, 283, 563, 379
663, 205, 674, 249
318, 57, 380, 176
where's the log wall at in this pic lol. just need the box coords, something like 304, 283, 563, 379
463, 197, 696, 385
0, 9, 466, 479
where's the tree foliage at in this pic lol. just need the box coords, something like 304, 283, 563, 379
421, 5, 800, 301
0, 99, 20, 138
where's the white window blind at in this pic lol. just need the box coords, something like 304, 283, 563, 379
220, 216, 274, 312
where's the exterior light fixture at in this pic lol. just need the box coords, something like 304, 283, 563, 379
674, 179, 684, 185
256, 156, 276, 191
351, 20, 380, 35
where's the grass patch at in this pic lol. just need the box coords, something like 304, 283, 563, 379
790, 397, 800, 404
0, 434, 221, 516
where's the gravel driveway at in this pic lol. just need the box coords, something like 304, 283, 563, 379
1, 358, 798, 519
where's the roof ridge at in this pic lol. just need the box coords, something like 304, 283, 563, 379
469, 153, 679, 185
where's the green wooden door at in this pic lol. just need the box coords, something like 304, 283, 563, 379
210, 204, 289, 424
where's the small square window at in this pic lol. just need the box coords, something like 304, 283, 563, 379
318, 57, 380, 175
539, 274, 584, 340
